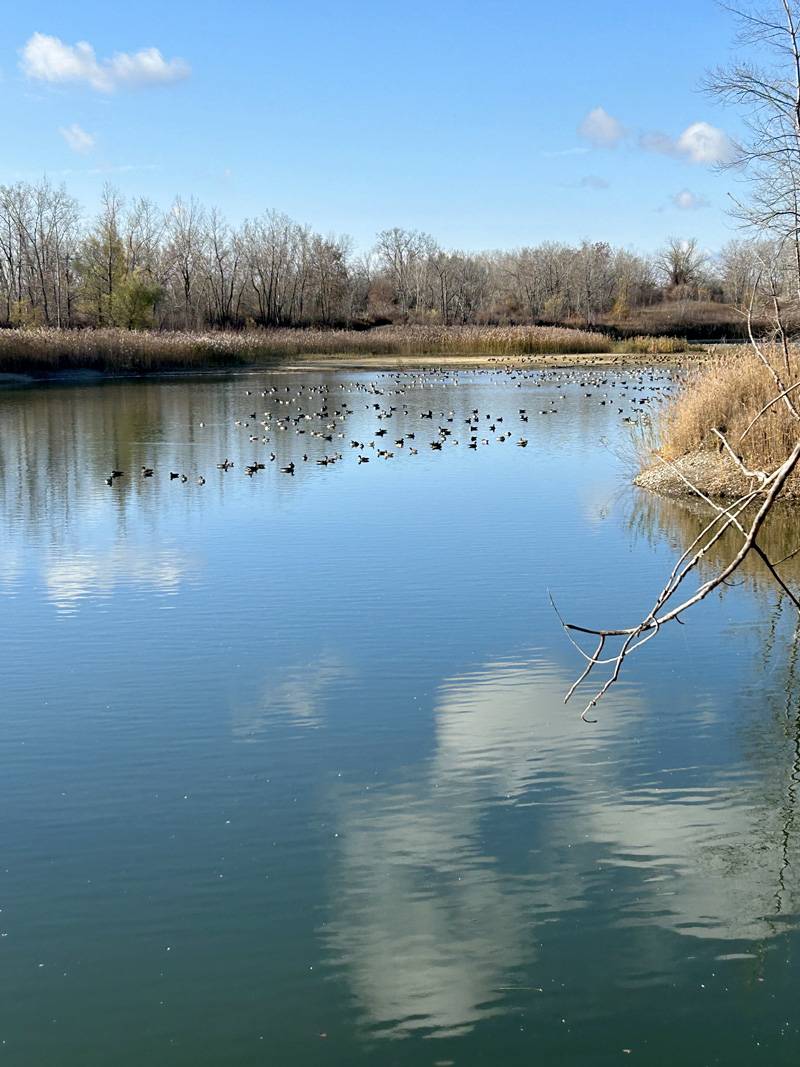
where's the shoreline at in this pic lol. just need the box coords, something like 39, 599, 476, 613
280, 351, 699, 371
635, 450, 800, 502
0, 348, 703, 386
0, 325, 700, 381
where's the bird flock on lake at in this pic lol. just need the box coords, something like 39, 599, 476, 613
103, 366, 676, 487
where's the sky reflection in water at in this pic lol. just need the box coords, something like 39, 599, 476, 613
1, 366, 799, 1064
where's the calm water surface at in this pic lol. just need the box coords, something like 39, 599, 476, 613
1, 364, 800, 1065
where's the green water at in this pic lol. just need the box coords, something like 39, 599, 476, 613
1, 365, 799, 1065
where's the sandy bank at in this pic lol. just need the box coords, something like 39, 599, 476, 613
282, 351, 700, 372
635, 450, 800, 501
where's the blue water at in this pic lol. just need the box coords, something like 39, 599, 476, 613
0, 365, 799, 1065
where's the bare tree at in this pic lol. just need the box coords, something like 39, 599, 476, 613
657, 237, 706, 290
165, 197, 206, 329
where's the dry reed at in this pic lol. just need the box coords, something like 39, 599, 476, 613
658, 343, 800, 475
619, 335, 691, 355
0, 325, 692, 376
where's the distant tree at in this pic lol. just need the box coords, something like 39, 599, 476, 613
111, 271, 163, 329
78, 185, 127, 326
165, 197, 206, 329
0, 184, 737, 332
375, 228, 432, 321
657, 237, 706, 290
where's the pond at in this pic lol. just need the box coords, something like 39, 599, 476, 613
1, 364, 799, 1065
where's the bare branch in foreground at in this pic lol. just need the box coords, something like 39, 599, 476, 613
557, 436, 800, 721
712, 428, 769, 482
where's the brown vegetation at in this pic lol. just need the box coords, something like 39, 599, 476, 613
0, 325, 696, 376
657, 344, 798, 474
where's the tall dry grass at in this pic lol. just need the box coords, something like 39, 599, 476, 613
619, 335, 690, 355
0, 324, 611, 373
658, 343, 799, 473
0, 325, 693, 376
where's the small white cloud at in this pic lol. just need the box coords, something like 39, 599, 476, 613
676, 122, 733, 164
578, 107, 626, 148
59, 122, 94, 153
672, 188, 708, 210
641, 121, 733, 165
579, 175, 610, 190
20, 32, 189, 92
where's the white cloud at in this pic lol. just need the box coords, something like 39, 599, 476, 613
541, 146, 591, 158
577, 105, 733, 166
580, 174, 610, 190
20, 32, 190, 92
641, 121, 733, 165
59, 122, 94, 153
578, 107, 626, 148
677, 121, 734, 164
672, 188, 708, 210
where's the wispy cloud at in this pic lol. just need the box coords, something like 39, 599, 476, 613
59, 122, 94, 153
579, 175, 610, 190
641, 122, 733, 165
20, 32, 190, 92
671, 188, 709, 210
578, 107, 626, 148
55, 163, 162, 177
541, 146, 591, 159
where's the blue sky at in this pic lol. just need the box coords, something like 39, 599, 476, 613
1, 0, 747, 253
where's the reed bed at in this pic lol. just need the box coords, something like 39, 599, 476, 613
0, 325, 693, 376
619, 335, 692, 355
656, 343, 800, 483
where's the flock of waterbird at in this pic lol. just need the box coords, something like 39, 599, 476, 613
103, 366, 676, 488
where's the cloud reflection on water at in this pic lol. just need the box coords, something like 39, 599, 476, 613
325, 657, 608, 1038
232, 654, 350, 739
43, 543, 195, 610
325, 655, 800, 1037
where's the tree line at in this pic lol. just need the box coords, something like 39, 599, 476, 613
0, 179, 762, 332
